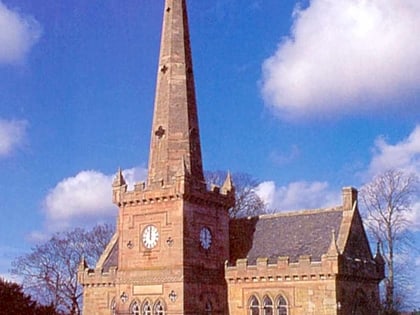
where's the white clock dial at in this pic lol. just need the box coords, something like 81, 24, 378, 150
142, 225, 159, 249
200, 227, 212, 250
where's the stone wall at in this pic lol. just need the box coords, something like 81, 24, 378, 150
225, 255, 340, 315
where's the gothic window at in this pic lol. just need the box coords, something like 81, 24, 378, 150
110, 298, 116, 315
131, 301, 140, 315
205, 300, 212, 315
249, 295, 260, 315
276, 295, 288, 315
142, 300, 152, 315
263, 296, 274, 315
154, 300, 165, 315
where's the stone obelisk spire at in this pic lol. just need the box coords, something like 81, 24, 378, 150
147, 0, 205, 189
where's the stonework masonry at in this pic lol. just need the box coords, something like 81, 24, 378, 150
78, 1, 384, 314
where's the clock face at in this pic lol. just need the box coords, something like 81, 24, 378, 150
200, 227, 212, 250
142, 225, 159, 249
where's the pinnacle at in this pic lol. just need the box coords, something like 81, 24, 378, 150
326, 229, 340, 256
113, 168, 126, 187
221, 171, 235, 195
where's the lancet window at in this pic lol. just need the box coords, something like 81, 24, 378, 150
131, 300, 140, 315
142, 300, 152, 315
249, 295, 260, 315
276, 295, 288, 315
263, 296, 274, 315
154, 300, 165, 315
110, 298, 116, 315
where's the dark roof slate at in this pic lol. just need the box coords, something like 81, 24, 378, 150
229, 208, 343, 265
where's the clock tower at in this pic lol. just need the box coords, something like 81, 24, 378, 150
80, 1, 384, 315
109, 0, 235, 314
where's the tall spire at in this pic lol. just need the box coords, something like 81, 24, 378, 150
147, 0, 205, 189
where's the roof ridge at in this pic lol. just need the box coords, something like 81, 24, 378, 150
253, 206, 344, 220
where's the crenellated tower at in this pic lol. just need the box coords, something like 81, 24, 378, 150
79, 1, 235, 315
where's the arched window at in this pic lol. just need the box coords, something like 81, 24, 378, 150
142, 300, 152, 315
263, 296, 273, 315
276, 295, 288, 315
110, 298, 116, 315
131, 301, 140, 315
154, 300, 165, 315
205, 300, 212, 315
249, 295, 260, 315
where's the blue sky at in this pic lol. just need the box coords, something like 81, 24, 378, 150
1, 0, 420, 307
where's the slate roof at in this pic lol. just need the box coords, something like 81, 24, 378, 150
229, 208, 344, 265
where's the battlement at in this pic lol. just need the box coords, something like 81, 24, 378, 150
113, 173, 235, 209
78, 266, 117, 287
225, 252, 384, 285
225, 254, 339, 284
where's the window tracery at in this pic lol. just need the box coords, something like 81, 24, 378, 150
263, 296, 273, 315
110, 298, 116, 315
249, 295, 260, 315
130, 300, 140, 315
154, 300, 165, 315
276, 295, 288, 315
142, 300, 152, 315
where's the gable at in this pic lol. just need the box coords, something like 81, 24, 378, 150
95, 232, 119, 271
342, 209, 373, 260
102, 238, 119, 272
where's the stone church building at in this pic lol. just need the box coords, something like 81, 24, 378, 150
78, 0, 384, 314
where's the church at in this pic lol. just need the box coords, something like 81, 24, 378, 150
78, 1, 384, 314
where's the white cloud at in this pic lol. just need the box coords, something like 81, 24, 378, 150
367, 125, 420, 177
261, 0, 420, 119
364, 125, 420, 231
123, 167, 148, 190
0, 119, 27, 157
255, 180, 340, 211
0, 1, 41, 65
43, 170, 114, 229
41, 167, 146, 233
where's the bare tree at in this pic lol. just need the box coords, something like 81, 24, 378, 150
205, 171, 267, 218
11, 224, 114, 315
360, 169, 419, 313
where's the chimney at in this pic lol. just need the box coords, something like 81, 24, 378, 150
342, 187, 358, 211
